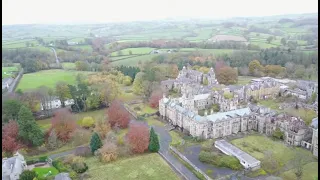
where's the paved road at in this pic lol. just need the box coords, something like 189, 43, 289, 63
152, 126, 198, 180
49, 149, 75, 160
50, 47, 60, 65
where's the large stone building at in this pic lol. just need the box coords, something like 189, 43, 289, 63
161, 66, 219, 93
245, 77, 280, 100
160, 96, 312, 147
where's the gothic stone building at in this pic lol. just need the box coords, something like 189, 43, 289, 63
159, 97, 311, 147
160, 66, 218, 93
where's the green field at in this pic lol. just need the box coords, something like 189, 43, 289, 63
85, 153, 179, 180
16, 69, 94, 91
62, 62, 76, 70
111, 47, 155, 56
231, 135, 317, 174
2, 66, 18, 78
111, 54, 159, 66
73, 45, 92, 51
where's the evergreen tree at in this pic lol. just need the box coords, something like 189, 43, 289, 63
148, 127, 160, 152
17, 105, 44, 146
90, 132, 102, 154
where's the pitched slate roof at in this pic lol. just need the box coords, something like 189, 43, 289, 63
194, 93, 211, 101
206, 107, 251, 122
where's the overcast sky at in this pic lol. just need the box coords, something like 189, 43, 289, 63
2, 0, 318, 25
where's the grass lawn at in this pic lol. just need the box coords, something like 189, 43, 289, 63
258, 99, 282, 112
111, 47, 155, 56
16, 69, 95, 91
33, 167, 59, 178
145, 116, 165, 127
237, 76, 255, 85
118, 92, 140, 103
85, 153, 179, 180
62, 62, 76, 70
132, 103, 158, 115
2, 66, 18, 78
37, 109, 106, 130
231, 135, 316, 174
280, 162, 318, 180
169, 131, 184, 146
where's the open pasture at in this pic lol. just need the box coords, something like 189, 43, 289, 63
16, 69, 94, 91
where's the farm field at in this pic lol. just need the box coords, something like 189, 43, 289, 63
110, 54, 158, 66
231, 135, 317, 174
62, 62, 76, 70
2, 66, 19, 78
111, 47, 155, 56
16, 69, 95, 91
85, 153, 179, 180
185, 28, 213, 41
73, 45, 93, 51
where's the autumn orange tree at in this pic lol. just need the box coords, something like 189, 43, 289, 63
149, 90, 163, 108
2, 120, 21, 155
127, 123, 150, 153
50, 109, 77, 142
216, 66, 238, 85
107, 100, 130, 128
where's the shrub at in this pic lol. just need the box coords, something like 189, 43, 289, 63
69, 171, 78, 180
71, 129, 91, 147
70, 156, 88, 173
134, 106, 141, 111
199, 151, 242, 170
19, 170, 37, 180
97, 141, 118, 163
94, 119, 111, 139
46, 129, 62, 150
118, 143, 132, 158
52, 160, 69, 172
39, 156, 48, 162
74, 146, 91, 157
80, 117, 95, 129
125, 89, 133, 93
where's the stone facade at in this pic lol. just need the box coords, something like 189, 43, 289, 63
312, 128, 318, 157
160, 97, 311, 147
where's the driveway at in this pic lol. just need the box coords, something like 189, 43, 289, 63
152, 126, 198, 180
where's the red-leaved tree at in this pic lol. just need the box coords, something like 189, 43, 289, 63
127, 123, 150, 153
51, 109, 76, 142
2, 120, 21, 154
215, 60, 226, 72
149, 90, 163, 108
107, 100, 130, 128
